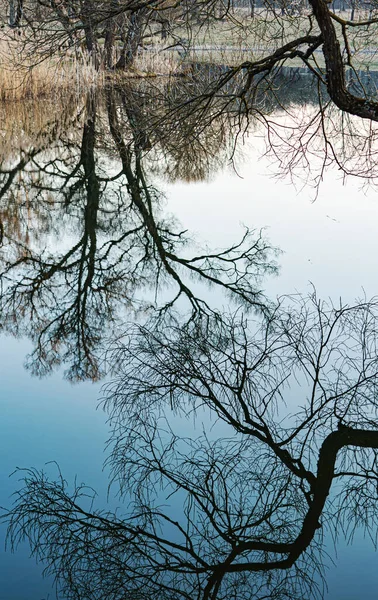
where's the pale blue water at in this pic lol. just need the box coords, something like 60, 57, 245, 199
1, 143, 378, 599
0, 337, 108, 599
167, 153, 378, 599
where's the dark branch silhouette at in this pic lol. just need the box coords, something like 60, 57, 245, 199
5, 293, 378, 599
0, 87, 279, 380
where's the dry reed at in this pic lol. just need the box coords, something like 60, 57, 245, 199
0, 36, 104, 102
0, 97, 83, 157
133, 44, 182, 76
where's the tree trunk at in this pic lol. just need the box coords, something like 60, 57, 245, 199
350, 0, 356, 21
9, 0, 22, 27
104, 16, 116, 69
104, 0, 119, 69
82, 0, 99, 68
114, 9, 147, 70
309, 0, 378, 121
9, 0, 15, 26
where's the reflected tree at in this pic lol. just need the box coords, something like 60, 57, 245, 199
5, 0, 378, 189
0, 86, 279, 380
6, 292, 378, 598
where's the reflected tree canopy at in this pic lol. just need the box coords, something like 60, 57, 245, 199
0, 81, 281, 381
7, 294, 378, 599
3, 71, 378, 600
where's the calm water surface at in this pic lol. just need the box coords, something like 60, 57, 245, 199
168, 160, 378, 600
1, 95, 378, 599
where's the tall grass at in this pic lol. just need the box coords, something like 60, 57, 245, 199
0, 98, 83, 160
0, 36, 104, 102
133, 44, 182, 76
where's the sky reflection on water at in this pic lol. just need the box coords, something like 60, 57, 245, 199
0, 337, 107, 599
1, 109, 378, 597
167, 154, 378, 599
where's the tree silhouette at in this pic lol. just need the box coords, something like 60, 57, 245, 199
4, 12, 378, 592
5, 292, 378, 599
0, 86, 279, 380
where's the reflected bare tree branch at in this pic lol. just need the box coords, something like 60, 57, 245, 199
0, 85, 279, 380
3, 27, 378, 600
5, 293, 378, 598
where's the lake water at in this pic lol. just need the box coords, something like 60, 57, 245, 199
1, 91, 378, 599
167, 156, 378, 600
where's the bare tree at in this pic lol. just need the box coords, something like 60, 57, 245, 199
5, 3, 378, 594
3, 0, 227, 67
5, 0, 378, 192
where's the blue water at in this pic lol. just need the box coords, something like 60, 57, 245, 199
0, 337, 108, 599
166, 155, 378, 599
2, 147, 378, 598
2, 339, 377, 599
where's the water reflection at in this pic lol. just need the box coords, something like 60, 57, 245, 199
6, 291, 378, 600
0, 86, 278, 381
2, 73, 378, 600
